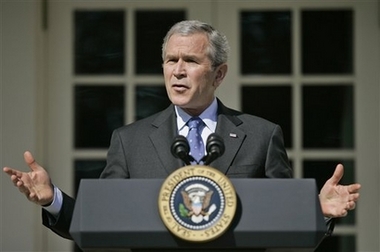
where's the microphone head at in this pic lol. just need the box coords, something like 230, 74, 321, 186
171, 135, 190, 159
206, 133, 225, 157
201, 133, 225, 165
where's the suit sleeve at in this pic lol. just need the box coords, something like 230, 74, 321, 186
100, 129, 130, 178
42, 191, 75, 240
265, 125, 293, 178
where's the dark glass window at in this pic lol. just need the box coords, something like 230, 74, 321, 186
302, 85, 354, 149
316, 235, 356, 252
75, 85, 124, 148
303, 160, 355, 225
74, 159, 106, 194
74, 11, 125, 74
135, 86, 171, 120
302, 10, 353, 74
135, 10, 186, 74
241, 86, 292, 148
240, 11, 292, 74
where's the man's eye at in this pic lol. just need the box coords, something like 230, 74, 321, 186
185, 58, 197, 63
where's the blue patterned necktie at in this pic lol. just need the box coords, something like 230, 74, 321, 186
187, 117, 205, 163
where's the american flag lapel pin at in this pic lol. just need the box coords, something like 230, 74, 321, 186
229, 133, 237, 138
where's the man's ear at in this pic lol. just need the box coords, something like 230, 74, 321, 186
214, 64, 228, 87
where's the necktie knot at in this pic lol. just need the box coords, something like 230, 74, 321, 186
188, 117, 203, 130
186, 117, 205, 163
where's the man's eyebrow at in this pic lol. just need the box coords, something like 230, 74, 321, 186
164, 53, 177, 59
183, 54, 199, 60
164, 53, 201, 60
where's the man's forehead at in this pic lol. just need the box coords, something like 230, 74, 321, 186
165, 34, 209, 56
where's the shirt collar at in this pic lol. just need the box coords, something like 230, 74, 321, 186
175, 98, 218, 132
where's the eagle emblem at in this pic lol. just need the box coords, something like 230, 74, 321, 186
179, 183, 217, 223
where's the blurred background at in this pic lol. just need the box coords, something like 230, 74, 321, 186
1, 0, 379, 251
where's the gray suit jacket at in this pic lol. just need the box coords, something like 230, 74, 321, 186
42, 99, 292, 241
101, 99, 292, 179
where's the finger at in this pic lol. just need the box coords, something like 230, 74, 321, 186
349, 183, 361, 193
15, 178, 27, 190
3, 167, 23, 177
349, 192, 360, 202
340, 209, 348, 217
11, 174, 21, 184
6, 169, 24, 183
10, 173, 25, 187
29, 192, 38, 202
24, 151, 42, 172
15, 180, 31, 195
349, 201, 356, 210
329, 164, 344, 185
3, 167, 12, 174
9, 174, 28, 191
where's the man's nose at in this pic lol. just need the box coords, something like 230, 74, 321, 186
173, 60, 186, 78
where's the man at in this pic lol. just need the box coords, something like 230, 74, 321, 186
4, 20, 360, 242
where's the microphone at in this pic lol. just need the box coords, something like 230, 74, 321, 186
171, 135, 195, 165
201, 133, 225, 165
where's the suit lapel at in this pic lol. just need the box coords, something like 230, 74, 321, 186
148, 101, 246, 176
212, 100, 246, 174
149, 105, 183, 175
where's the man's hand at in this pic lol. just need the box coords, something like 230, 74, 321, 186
319, 164, 361, 218
3, 151, 54, 206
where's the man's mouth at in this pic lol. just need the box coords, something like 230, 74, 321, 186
172, 84, 189, 92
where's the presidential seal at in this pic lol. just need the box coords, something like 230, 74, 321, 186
158, 165, 237, 242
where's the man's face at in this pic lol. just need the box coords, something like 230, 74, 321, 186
163, 33, 226, 116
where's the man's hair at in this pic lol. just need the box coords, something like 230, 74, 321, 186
162, 20, 230, 68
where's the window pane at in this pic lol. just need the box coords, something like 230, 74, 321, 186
302, 85, 354, 149
135, 86, 171, 120
316, 235, 356, 252
302, 10, 353, 74
241, 86, 292, 148
74, 11, 125, 75
303, 160, 355, 225
135, 10, 186, 74
74, 159, 106, 195
75, 85, 124, 148
240, 11, 292, 74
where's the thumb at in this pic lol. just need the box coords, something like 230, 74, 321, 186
328, 163, 344, 186
23, 151, 42, 172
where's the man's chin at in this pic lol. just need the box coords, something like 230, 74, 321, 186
170, 98, 191, 108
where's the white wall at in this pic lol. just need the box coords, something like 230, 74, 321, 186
1, 1, 45, 251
